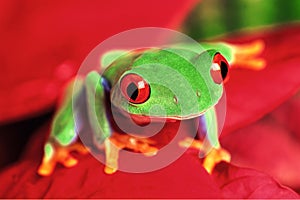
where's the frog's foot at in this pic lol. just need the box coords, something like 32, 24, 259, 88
37, 142, 89, 176
203, 147, 231, 174
231, 40, 266, 70
104, 133, 158, 174
179, 137, 231, 174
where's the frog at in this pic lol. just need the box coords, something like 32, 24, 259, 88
38, 40, 265, 176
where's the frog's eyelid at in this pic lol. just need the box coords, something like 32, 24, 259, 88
210, 63, 223, 85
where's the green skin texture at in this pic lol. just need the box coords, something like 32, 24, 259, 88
44, 43, 233, 158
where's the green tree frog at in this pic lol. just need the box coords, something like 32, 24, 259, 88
38, 40, 265, 176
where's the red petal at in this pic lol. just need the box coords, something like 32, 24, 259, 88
221, 91, 300, 189
1, 121, 299, 198
0, 123, 222, 198
212, 162, 299, 198
0, 0, 197, 124
221, 25, 300, 135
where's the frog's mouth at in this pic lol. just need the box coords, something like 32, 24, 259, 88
114, 106, 204, 126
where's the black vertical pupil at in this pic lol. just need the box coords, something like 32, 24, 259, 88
127, 82, 139, 100
220, 61, 228, 80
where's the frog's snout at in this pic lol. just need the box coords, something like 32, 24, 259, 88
173, 89, 201, 105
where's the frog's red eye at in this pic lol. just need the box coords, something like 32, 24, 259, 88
120, 73, 150, 104
211, 53, 229, 84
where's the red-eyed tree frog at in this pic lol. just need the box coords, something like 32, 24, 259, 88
38, 40, 265, 176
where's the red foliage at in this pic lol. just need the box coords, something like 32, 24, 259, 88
0, 123, 298, 198
0, 0, 197, 124
222, 92, 300, 189
1, 1, 300, 198
218, 25, 300, 190
213, 162, 298, 198
222, 25, 300, 135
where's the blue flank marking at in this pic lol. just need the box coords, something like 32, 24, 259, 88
197, 115, 207, 140
101, 76, 111, 92
100, 76, 112, 136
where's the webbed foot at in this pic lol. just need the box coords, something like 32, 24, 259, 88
179, 137, 231, 174
104, 133, 158, 174
203, 147, 231, 174
38, 142, 89, 176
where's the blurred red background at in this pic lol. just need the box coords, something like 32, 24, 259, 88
1, 0, 300, 198
0, 0, 197, 166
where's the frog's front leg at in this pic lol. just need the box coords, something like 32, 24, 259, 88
104, 133, 158, 174
85, 71, 158, 174
38, 79, 89, 176
179, 107, 231, 174
179, 138, 230, 174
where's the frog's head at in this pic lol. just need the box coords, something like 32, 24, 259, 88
105, 48, 229, 122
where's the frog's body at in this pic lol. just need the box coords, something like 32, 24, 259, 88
38, 41, 265, 176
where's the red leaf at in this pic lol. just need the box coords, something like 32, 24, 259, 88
0, 121, 299, 198
221, 91, 300, 189
0, 123, 222, 198
222, 25, 300, 135
212, 162, 299, 198
0, 0, 197, 124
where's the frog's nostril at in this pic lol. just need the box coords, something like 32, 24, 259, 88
196, 90, 201, 97
173, 96, 178, 104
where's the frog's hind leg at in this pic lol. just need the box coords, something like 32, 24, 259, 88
230, 40, 266, 70
201, 40, 266, 70
38, 79, 89, 176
